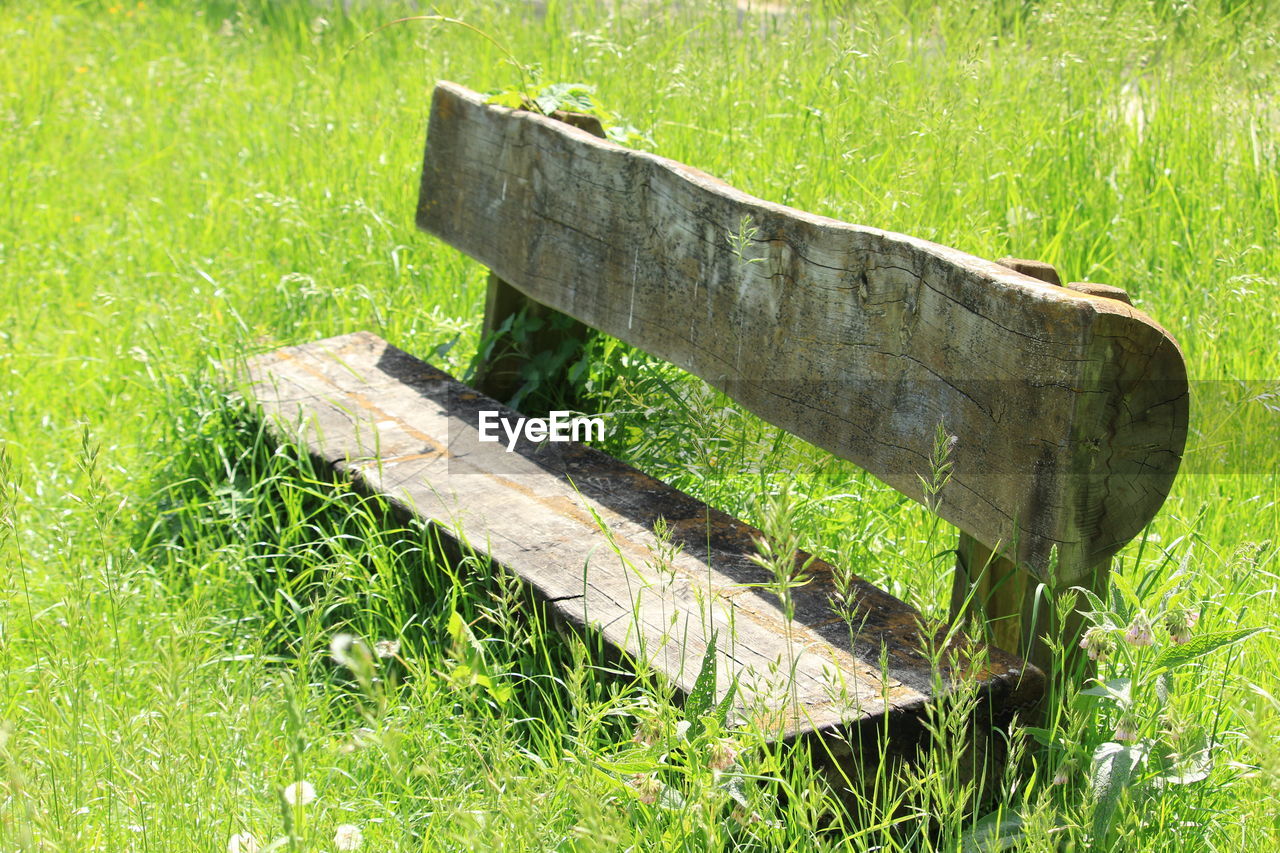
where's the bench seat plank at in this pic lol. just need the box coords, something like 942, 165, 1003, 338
244, 332, 1042, 744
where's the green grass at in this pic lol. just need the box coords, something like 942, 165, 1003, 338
2, 0, 1278, 849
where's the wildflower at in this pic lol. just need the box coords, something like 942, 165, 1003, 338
374, 639, 400, 659
1163, 605, 1198, 645
1123, 614, 1154, 647
282, 780, 316, 807
632, 715, 662, 748
334, 823, 364, 851
227, 832, 259, 853
628, 773, 661, 805
1079, 625, 1117, 662
1114, 714, 1139, 742
1051, 758, 1075, 786
707, 738, 739, 773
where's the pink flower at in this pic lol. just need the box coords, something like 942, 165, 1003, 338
632, 716, 663, 748
1164, 606, 1198, 644
1124, 615, 1154, 647
1079, 626, 1117, 662
628, 773, 661, 805
707, 738, 739, 773
1114, 714, 1139, 742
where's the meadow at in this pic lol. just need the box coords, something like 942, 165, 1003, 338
1, 0, 1278, 849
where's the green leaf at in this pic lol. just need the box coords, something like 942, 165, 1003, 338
593, 747, 663, 775
1110, 571, 1141, 613
534, 82, 598, 115
961, 808, 1025, 852
1020, 726, 1055, 747
719, 772, 751, 810
1152, 627, 1265, 671
446, 610, 466, 644
711, 676, 739, 730
656, 782, 687, 810
684, 634, 719, 736
1090, 741, 1146, 842
1081, 677, 1132, 707
485, 90, 526, 109
1150, 753, 1212, 787
1072, 585, 1109, 616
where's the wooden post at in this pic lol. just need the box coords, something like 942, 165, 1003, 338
950, 259, 1132, 679
472, 110, 607, 403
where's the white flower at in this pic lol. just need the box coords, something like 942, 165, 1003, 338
282, 780, 316, 807
330, 633, 360, 667
374, 639, 400, 659
227, 832, 260, 853
334, 823, 364, 850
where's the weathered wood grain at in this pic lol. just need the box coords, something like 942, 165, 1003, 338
950, 263, 1122, 677
416, 82, 1189, 584
472, 110, 605, 403
244, 332, 1043, 747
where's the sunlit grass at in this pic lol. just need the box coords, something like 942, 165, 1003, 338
2, 0, 1278, 849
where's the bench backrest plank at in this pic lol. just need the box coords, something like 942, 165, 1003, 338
417, 81, 1188, 581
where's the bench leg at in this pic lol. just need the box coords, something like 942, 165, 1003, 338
473, 273, 588, 404
951, 257, 1123, 682
950, 533, 1109, 682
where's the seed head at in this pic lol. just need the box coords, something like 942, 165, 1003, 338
282, 780, 316, 807
227, 832, 259, 853
334, 823, 364, 851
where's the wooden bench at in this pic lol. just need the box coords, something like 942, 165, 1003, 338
243, 82, 1187, 777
